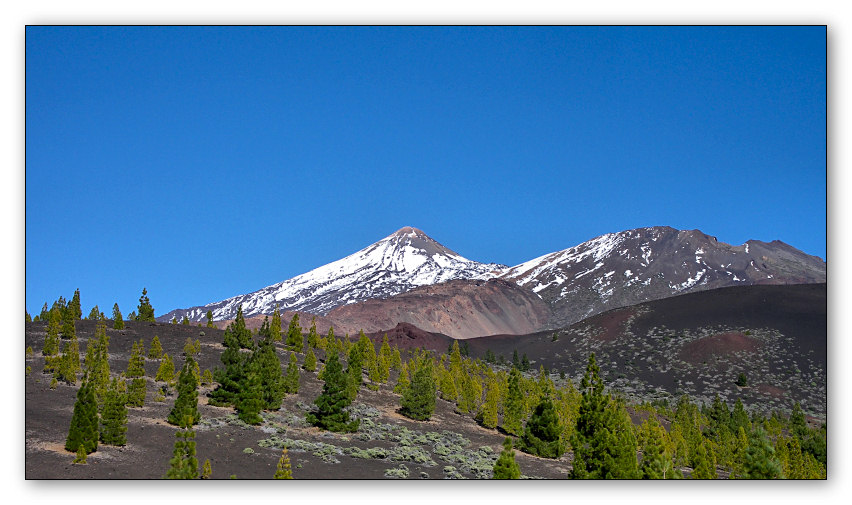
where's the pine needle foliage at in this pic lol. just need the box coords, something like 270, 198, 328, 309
148, 336, 164, 359
502, 367, 525, 436
166, 427, 199, 479
274, 447, 294, 479
306, 350, 359, 432
136, 288, 155, 322
284, 353, 300, 394
65, 376, 99, 455
493, 437, 521, 479
743, 426, 782, 479
304, 347, 317, 372
112, 303, 124, 329
400, 357, 436, 421
285, 313, 303, 352
100, 378, 128, 445
168, 355, 200, 427
155, 354, 176, 384
518, 395, 565, 458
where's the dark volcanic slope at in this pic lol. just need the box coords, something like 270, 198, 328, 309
501, 226, 826, 328
466, 283, 827, 420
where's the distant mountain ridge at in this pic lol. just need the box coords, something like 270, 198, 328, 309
159, 226, 505, 323
498, 226, 826, 327
159, 226, 825, 332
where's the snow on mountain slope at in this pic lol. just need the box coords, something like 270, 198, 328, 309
499, 226, 826, 327
160, 227, 506, 322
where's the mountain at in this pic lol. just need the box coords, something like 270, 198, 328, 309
325, 278, 551, 340
499, 226, 826, 328
159, 227, 505, 323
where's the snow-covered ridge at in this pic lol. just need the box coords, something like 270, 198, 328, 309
162, 227, 506, 322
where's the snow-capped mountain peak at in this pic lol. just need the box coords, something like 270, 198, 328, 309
160, 227, 506, 322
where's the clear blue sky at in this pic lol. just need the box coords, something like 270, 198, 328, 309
25, 26, 826, 317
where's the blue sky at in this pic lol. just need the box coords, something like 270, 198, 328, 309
25, 26, 826, 317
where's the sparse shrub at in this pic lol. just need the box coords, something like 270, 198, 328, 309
385, 464, 409, 479
493, 437, 521, 479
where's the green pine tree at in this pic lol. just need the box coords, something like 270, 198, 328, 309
255, 337, 287, 410
285, 313, 303, 352
270, 306, 283, 342
68, 288, 83, 320
26, 310, 32, 323
231, 305, 253, 348
235, 358, 264, 425
87, 305, 101, 320
400, 358, 436, 421
305, 350, 359, 432
156, 354, 176, 384
345, 344, 363, 402
168, 355, 200, 427
136, 288, 155, 322
148, 335, 164, 359
477, 376, 500, 429
42, 307, 61, 357
307, 317, 319, 349
394, 362, 411, 394
126, 340, 146, 377
493, 437, 521, 479
273, 447, 294, 479
181, 315, 190, 325
112, 303, 124, 329
166, 427, 199, 479
99, 378, 128, 445
743, 427, 782, 479
569, 353, 640, 479
304, 347, 317, 372
690, 439, 717, 479
502, 367, 525, 436
65, 376, 99, 455
201, 458, 212, 479
206, 310, 215, 328
518, 395, 565, 458
85, 320, 111, 405
285, 353, 300, 394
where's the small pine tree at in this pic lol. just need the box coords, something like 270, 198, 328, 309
168, 355, 200, 427
126, 340, 146, 377
73, 444, 88, 464
235, 358, 264, 425
477, 377, 500, 429
285, 353, 300, 394
166, 427, 199, 479
201, 458, 212, 479
26, 310, 32, 323
285, 313, 303, 352
112, 303, 124, 329
100, 378, 128, 445
273, 447, 294, 479
87, 306, 100, 320
493, 437, 521, 479
517, 395, 564, 458
690, 439, 717, 479
271, 307, 283, 342
394, 362, 411, 394
254, 338, 286, 410
502, 367, 525, 436
60, 310, 76, 340
345, 344, 363, 402
65, 377, 99, 455
156, 354, 176, 384
68, 289, 83, 320
201, 369, 213, 386
304, 347, 317, 371
306, 350, 359, 432
149, 336, 164, 359
127, 377, 146, 407
206, 310, 215, 329
181, 316, 190, 325
400, 358, 436, 421
306, 317, 319, 349
136, 288, 155, 322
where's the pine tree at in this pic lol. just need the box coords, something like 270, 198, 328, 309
438, 364, 458, 402
207, 317, 249, 407
743, 427, 782, 479
126, 339, 146, 377
168, 355, 200, 427
306, 350, 359, 432
273, 447, 294, 479
304, 347, 317, 372
345, 344, 363, 402
148, 335, 163, 359
65, 376, 99, 455
391, 347, 402, 371
518, 395, 565, 458
457, 371, 483, 414
789, 402, 808, 439
690, 439, 717, 479
236, 357, 264, 425
60, 309, 76, 340
136, 288, 155, 322
255, 337, 286, 410
502, 367, 525, 436
85, 320, 111, 405
87, 306, 101, 320
307, 317, 319, 349
181, 315, 190, 325
55, 330, 81, 384
282, 352, 299, 394
394, 362, 411, 394
639, 417, 678, 479
39, 302, 50, 321
206, 310, 215, 329
230, 305, 253, 349
68, 288, 83, 320
112, 303, 124, 329
73, 444, 88, 464
477, 376, 500, 429
166, 427, 199, 479
493, 437, 521, 479
285, 313, 303, 352
569, 353, 640, 479
270, 306, 282, 342
156, 354, 176, 384
729, 397, 751, 434
26, 310, 32, 323
400, 358, 436, 421
42, 308, 61, 373
100, 378, 128, 445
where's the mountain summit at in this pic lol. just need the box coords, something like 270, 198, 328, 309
160, 227, 505, 322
